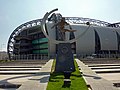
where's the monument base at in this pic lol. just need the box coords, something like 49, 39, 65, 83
55, 43, 75, 72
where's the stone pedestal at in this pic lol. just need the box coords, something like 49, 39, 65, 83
55, 43, 75, 72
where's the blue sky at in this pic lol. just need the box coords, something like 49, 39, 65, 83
0, 0, 120, 51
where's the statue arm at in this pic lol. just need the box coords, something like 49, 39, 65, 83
65, 22, 72, 29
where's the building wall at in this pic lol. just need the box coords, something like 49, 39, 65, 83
74, 24, 95, 55
116, 28, 120, 35
46, 23, 120, 55
12, 22, 120, 58
94, 26, 118, 50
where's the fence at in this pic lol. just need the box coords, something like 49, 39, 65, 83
10, 53, 120, 60
12, 54, 49, 60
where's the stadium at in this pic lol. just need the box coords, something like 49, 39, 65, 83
7, 15, 120, 60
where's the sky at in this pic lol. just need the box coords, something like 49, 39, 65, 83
0, 0, 120, 51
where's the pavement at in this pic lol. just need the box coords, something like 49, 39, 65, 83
0, 58, 120, 90
75, 59, 119, 90
18, 59, 53, 90
0, 59, 52, 90
88, 63, 120, 89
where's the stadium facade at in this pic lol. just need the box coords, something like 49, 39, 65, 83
7, 17, 120, 60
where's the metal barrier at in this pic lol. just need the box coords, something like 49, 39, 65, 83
12, 54, 49, 60
76, 54, 120, 59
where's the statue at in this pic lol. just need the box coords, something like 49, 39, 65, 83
51, 17, 76, 33
41, 8, 90, 44
51, 17, 76, 41
41, 9, 76, 73
41, 9, 90, 73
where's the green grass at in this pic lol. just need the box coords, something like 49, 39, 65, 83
0, 60, 14, 63
47, 60, 88, 90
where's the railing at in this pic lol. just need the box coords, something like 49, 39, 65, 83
76, 54, 120, 59
11, 54, 49, 60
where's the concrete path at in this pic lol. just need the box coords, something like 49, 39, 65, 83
88, 64, 120, 67
97, 73, 120, 82
18, 59, 53, 90
89, 63, 120, 89
75, 59, 119, 90
90, 66, 120, 69
0, 70, 41, 74
92, 68, 120, 73
0, 67, 41, 74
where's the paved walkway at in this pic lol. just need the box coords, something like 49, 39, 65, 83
75, 59, 119, 90
18, 59, 53, 90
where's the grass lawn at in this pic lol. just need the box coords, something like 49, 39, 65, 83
47, 60, 88, 90
0, 60, 13, 63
